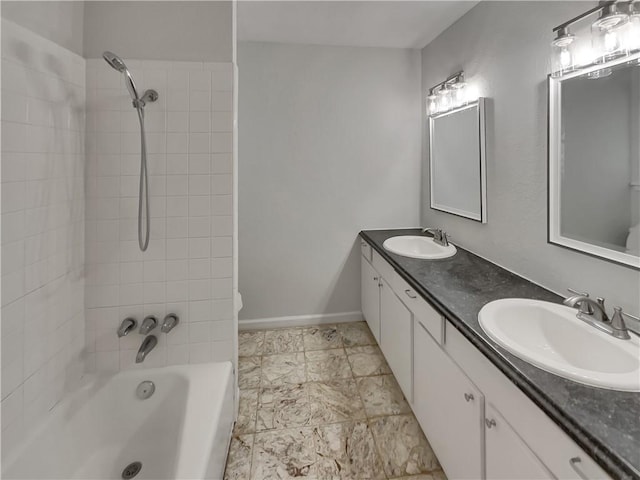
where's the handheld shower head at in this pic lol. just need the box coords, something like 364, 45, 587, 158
102, 51, 140, 102
102, 51, 127, 72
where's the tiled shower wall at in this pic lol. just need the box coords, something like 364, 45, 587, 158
84, 59, 235, 371
1, 20, 86, 452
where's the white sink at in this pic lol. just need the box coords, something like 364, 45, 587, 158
479, 299, 640, 391
382, 235, 457, 260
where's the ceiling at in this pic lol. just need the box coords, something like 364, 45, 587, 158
237, 1, 478, 49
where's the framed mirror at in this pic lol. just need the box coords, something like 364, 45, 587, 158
548, 53, 640, 270
429, 98, 487, 223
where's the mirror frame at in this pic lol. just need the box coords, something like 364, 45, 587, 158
429, 98, 487, 223
547, 52, 640, 270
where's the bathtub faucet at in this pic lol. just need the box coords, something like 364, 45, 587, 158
136, 335, 158, 363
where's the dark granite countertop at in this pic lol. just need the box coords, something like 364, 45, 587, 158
360, 228, 640, 480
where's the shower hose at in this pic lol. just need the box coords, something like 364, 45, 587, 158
136, 106, 150, 252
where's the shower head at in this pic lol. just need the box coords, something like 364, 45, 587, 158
102, 51, 140, 103
102, 51, 127, 72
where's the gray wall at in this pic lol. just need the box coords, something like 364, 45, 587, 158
1, 1, 84, 55
238, 41, 422, 320
83, 1, 232, 62
421, 1, 640, 315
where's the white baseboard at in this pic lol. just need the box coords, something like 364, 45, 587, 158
238, 311, 363, 331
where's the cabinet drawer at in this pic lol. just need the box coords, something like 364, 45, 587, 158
360, 238, 372, 262
395, 275, 443, 344
444, 321, 611, 480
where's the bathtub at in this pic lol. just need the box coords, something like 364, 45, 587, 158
2, 362, 235, 480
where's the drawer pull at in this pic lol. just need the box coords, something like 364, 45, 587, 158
361, 241, 367, 247
464, 393, 474, 402
405, 289, 417, 299
373, 276, 379, 281
569, 457, 590, 480
485, 418, 496, 429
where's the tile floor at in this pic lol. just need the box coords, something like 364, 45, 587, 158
224, 322, 447, 480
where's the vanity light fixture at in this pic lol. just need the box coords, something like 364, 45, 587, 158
627, 1, 640, 53
426, 71, 472, 117
551, 1, 638, 77
551, 27, 576, 77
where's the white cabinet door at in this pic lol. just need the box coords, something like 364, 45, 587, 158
413, 319, 484, 480
379, 278, 413, 400
485, 404, 555, 480
361, 258, 381, 342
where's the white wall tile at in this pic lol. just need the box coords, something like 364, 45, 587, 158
85, 58, 234, 374
1, 19, 87, 450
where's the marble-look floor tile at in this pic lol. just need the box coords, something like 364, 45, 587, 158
224, 434, 254, 480
239, 331, 265, 357
303, 325, 342, 351
346, 346, 391, 377
235, 389, 258, 434
263, 328, 304, 355
308, 379, 366, 425
305, 348, 352, 381
251, 427, 317, 479
261, 352, 306, 386
239, 356, 262, 390
313, 421, 385, 479
257, 384, 311, 431
356, 375, 411, 417
370, 414, 441, 478
338, 322, 376, 347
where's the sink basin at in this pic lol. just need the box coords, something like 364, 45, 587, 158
382, 235, 456, 260
479, 299, 640, 391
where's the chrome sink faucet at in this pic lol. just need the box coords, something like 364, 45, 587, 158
422, 227, 450, 247
136, 335, 158, 363
563, 289, 630, 340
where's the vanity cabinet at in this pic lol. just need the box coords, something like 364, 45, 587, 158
484, 403, 554, 479
359, 242, 612, 480
413, 319, 484, 480
360, 256, 381, 342
380, 278, 413, 400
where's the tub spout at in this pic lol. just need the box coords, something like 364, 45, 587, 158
136, 335, 157, 363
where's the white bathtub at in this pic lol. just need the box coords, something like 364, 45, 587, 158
2, 362, 235, 480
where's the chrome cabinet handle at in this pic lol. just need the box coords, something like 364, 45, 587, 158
405, 289, 417, 299
464, 393, 474, 402
569, 457, 590, 480
485, 418, 496, 429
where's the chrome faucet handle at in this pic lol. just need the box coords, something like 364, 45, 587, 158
610, 307, 631, 340
117, 317, 137, 337
567, 288, 589, 297
161, 313, 180, 333
565, 289, 594, 315
139, 315, 157, 335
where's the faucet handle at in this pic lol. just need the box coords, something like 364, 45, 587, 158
139, 315, 158, 335
567, 288, 589, 298
610, 307, 631, 340
565, 288, 594, 315
117, 317, 138, 338
161, 313, 180, 333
